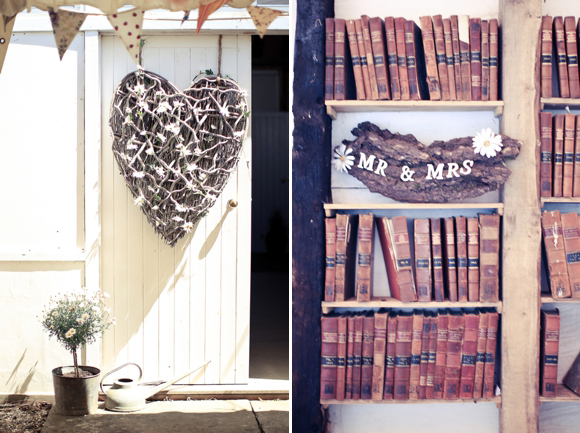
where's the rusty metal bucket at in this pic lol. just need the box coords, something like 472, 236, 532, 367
52, 366, 101, 416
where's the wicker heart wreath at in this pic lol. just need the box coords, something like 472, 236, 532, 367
110, 69, 248, 246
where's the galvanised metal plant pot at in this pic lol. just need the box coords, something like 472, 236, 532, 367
52, 366, 101, 416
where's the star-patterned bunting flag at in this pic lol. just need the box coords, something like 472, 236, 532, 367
246, 6, 282, 38
196, 0, 230, 34
107, 8, 144, 64
48, 8, 87, 60
0, 15, 16, 74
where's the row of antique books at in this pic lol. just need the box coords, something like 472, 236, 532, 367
540, 16, 580, 98
325, 15, 499, 102
540, 309, 560, 397
320, 308, 499, 401
325, 213, 500, 303
542, 210, 580, 299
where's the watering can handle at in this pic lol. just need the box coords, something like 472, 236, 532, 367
99, 362, 143, 395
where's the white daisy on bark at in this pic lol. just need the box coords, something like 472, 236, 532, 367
332, 144, 355, 173
472, 128, 503, 158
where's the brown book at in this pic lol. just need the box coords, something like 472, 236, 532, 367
384, 17, 401, 100
444, 310, 464, 400
394, 17, 410, 100
541, 16, 553, 98
346, 20, 366, 100
450, 16, 463, 100
414, 218, 432, 302
540, 112, 554, 197
431, 218, 445, 302
540, 309, 560, 397
420, 16, 441, 101
565, 17, 580, 98
561, 212, 580, 297
394, 312, 413, 400
443, 18, 457, 101
409, 311, 424, 400
369, 17, 391, 100
458, 15, 472, 101
563, 347, 580, 395
418, 313, 431, 399
335, 214, 358, 302
377, 216, 417, 302
325, 18, 335, 101
459, 310, 479, 398
371, 310, 388, 400
433, 310, 449, 399
355, 19, 373, 100
575, 115, 580, 196
361, 313, 375, 399
336, 315, 347, 400
554, 17, 570, 98
404, 19, 424, 100
479, 214, 500, 302
383, 311, 397, 399
432, 15, 450, 100
425, 313, 438, 399
542, 210, 572, 298
443, 217, 458, 302
334, 19, 346, 100
473, 309, 488, 398
352, 315, 363, 399
467, 217, 480, 302
455, 216, 469, 302
553, 114, 565, 197
356, 213, 374, 302
488, 19, 499, 101
481, 20, 489, 101
320, 315, 338, 400
324, 218, 337, 302
361, 15, 379, 100
482, 310, 499, 398
564, 113, 575, 197
469, 18, 482, 101
345, 316, 355, 399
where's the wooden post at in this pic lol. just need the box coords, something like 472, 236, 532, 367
499, 1, 542, 432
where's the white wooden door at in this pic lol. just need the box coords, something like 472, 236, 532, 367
100, 34, 251, 385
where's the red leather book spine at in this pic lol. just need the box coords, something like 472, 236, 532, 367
458, 15, 472, 101
377, 217, 401, 301
346, 19, 366, 100
455, 216, 469, 302
355, 19, 372, 100
432, 15, 450, 100
473, 310, 488, 398
335, 214, 357, 302
420, 16, 441, 100
383, 312, 397, 399
444, 311, 464, 400
561, 212, 580, 297
352, 315, 363, 399
482, 311, 498, 398
394, 17, 410, 100
414, 218, 432, 302
320, 316, 338, 400
369, 17, 391, 100
394, 312, 413, 400
541, 309, 560, 397
554, 17, 570, 98
443, 217, 458, 302
459, 311, 479, 398
356, 213, 374, 302
469, 18, 482, 101
481, 20, 489, 101
467, 217, 480, 302
542, 210, 572, 298
540, 112, 553, 197
404, 19, 422, 101
418, 314, 431, 399
324, 218, 336, 302
564, 113, 575, 197
431, 218, 445, 302
361, 314, 375, 399
325, 18, 335, 101
345, 316, 355, 399
425, 314, 438, 399
450, 16, 463, 100
488, 19, 499, 101
434, 311, 449, 399
336, 315, 347, 400
565, 16, 580, 98
479, 214, 500, 302
575, 115, 580, 196
371, 311, 388, 400
409, 312, 424, 400
334, 18, 346, 100
541, 16, 553, 98
443, 18, 457, 101
553, 114, 565, 197
361, 15, 379, 100
385, 17, 401, 100
393, 216, 417, 302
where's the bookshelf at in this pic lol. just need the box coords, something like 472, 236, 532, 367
321, 396, 501, 406
540, 97, 580, 111
322, 298, 502, 314
323, 202, 504, 217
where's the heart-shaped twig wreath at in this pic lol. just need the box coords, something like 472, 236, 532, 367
110, 68, 248, 246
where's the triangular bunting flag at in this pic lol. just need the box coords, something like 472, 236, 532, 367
247, 6, 283, 38
107, 8, 144, 64
48, 8, 87, 60
197, 0, 231, 34
0, 15, 16, 74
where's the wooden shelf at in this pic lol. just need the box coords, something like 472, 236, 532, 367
541, 294, 580, 303
540, 98, 580, 111
539, 384, 580, 403
325, 100, 504, 120
321, 397, 501, 407
540, 197, 580, 204
323, 202, 504, 217
322, 297, 502, 314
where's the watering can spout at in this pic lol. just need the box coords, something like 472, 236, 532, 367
144, 360, 211, 400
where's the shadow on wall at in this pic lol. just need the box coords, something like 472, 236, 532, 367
5, 349, 38, 395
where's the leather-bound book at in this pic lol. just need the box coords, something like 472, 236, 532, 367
369, 17, 391, 100
565, 17, 580, 98
434, 310, 449, 399
473, 309, 488, 398
540, 112, 553, 197
355, 19, 373, 100
575, 115, 580, 196
325, 18, 335, 101
414, 218, 432, 302
418, 313, 431, 399
459, 310, 479, 398
335, 214, 358, 301
458, 15, 472, 101
324, 218, 337, 302
564, 113, 575, 197
455, 216, 469, 302
432, 15, 450, 100
384, 17, 401, 100
352, 314, 364, 399
361, 313, 375, 399
394, 311, 413, 400
336, 315, 347, 400
383, 311, 397, 399
481, 20, 489, 101
431, 218, 445, 302
482, 310, 499, 398
563, 346, 580, 395
361, 15, 380, 100
320, 315, 338, 400
561, 212, 580, 297
346, 20, 366, 100
479, 214, 500, 302
467, 217, 480, 302
443, 18, 457, 100
444, 310, 464, 400
420, 16, 441, 100
334, 19, 347, 100
425, 313, 438, 399
450, 16, 463, 100
540, 309, 560, 397
377, 216, 417, 302
394, 17, 410, 100
554, 17, 570, 98
553, 114, 565, 197
345, 315, 355, 399
488, 19, 499, 101
409, 311, 424, 400
404, 19, 425, 101
356, 213, 374, 302
443, 217, 458, 302
542, 210, 572, 298
541, 16, 553, 98
469, 18, 482, 101
371, 310, 388, 400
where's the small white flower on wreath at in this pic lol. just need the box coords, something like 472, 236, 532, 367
134, 194, 145, 206
134, 84, 146, 97
472, 128, 503, 158
182, 222, 194, 233
332, 144, 355, 173
156, 101, 172, 114
165, 123, 181, 136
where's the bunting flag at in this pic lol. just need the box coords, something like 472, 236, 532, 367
246, 6, 283, 38
48, 8, 87, 60
0, 15, 16, 74
107, 8, 144, 64
196, 0, 230, 34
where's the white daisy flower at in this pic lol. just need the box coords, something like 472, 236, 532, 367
65, 328, 76, 339
193, 148, 203, 156
219, 105, 229, 117
155, 90, 164, 99
134, 84, 146, 96
125, 106, 132, 114
176, 143, 192, 156
76, 318, 84, 324
132, 171, 145, 178
124, 115, 132, 125
165, 123, 181, 135
82, 313, 89, 320
145, 147, 155, 155
137, 100, 148, 110
92, 306, 100, 312
472, 128, 503, 158
155, 166, 165, 178
156, 101, 172, 114
182, 222, 194, 232
156, 132, 167, 143
152, 205, 159, 211
127, 143, 138, 150
332, 144, 355, 173
134, 194, 145, 206
176, 203, 188, 212
172, 216, 184, 222
173, 100, 185, 109
186, 162, 198, 172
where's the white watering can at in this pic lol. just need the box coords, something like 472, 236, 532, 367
100, 361, 210, 412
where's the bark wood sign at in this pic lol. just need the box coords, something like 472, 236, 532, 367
334, 122, 521, 203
